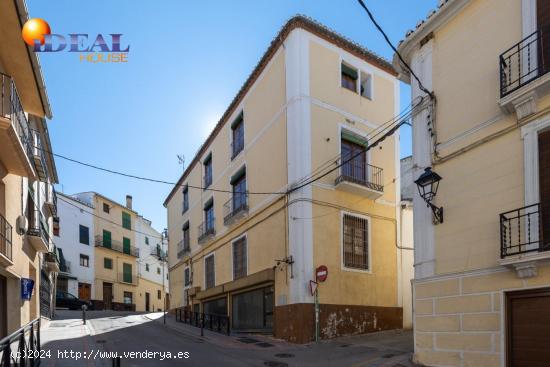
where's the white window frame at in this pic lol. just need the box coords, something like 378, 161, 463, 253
204, 253, 215, 289
340, 210, 372, 273
231, 233, 248, 281
339, 58, 375, 100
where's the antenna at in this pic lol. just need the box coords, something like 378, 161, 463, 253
177, 155, 185, 172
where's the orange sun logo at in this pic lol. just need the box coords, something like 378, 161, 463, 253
22, 18, 51, 46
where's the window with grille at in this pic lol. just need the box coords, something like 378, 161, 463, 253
205, 255, 215, 289
184, 267, 190, 286
233, 237, 247, 280
342, 214, 369, 270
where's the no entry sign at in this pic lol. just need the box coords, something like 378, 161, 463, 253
316, 265, 328, 282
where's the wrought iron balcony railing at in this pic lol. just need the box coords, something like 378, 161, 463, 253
177, 238, 190, 259
95, 235, 139, 257
0, 72, 34, 167
223, 194, 249, 225
335, 159, 384, 192
60, 260, 71, 273
30, 129, 48, 182
150, 245, 167, 260
0, 213, 12, 261
203, 173, 212, 189
500, 203, 546, 258
45, 185, 57, 216
0, 318, 41, 366
27, 209, 50, 246
198, 218, 215, 243
500, 29, 550, 98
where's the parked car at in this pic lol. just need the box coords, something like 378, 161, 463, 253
56, 290, 92, 310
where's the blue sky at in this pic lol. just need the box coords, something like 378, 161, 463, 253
28, 0, 437, 231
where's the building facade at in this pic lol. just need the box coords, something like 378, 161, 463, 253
54, 193, 95, 300
0, 0, 59, 338
69, 192, 167, 312
165, 16, 407, 343
397, 0, 550, 365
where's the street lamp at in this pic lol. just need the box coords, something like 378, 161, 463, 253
414, 167, 444, 224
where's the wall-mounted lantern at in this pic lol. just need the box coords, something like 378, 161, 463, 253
414, 167, 444, 224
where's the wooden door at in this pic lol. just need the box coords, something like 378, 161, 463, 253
78, 283, 91, 300
538, 0, 550, 72
103, 282, 113, 310
145, 293, 150, 312
507, 288, 550, 366
539, 130, 550, 248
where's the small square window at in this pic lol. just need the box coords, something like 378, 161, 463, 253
146, 263, 149, 272
157, 267, 161, 275
103, 203, 110, 213
157, 290, 161, 299
360, 71, 373, 100
145, 237, 149, 245
341, 63, 358, 92
104, 258, 113, 269
80, 254, 89, 267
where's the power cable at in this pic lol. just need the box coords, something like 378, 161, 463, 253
355, 0, 434, 99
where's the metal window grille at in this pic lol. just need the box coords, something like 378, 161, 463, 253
343, 214, 369, 270
232, 238, 247, 279
205, 256, 215, 289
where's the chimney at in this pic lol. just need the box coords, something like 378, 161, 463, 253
126, 195, 132, 210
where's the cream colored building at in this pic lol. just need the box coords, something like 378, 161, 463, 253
0, 0, 59, 338
396, 0, 550, 365
165, 16, 408, 343
72, 192, 167, 312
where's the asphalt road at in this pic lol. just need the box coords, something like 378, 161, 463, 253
40, 310, 414, 367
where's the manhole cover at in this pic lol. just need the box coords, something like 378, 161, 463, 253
274, 353, 294, 358
256, 342, 274, 348
264, 362, 288, 367
95, 340, 107, 344
238, 337, 259, 344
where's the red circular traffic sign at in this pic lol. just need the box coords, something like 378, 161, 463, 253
316, 265, 328, 282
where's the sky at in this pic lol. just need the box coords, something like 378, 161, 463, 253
27, 0, 437, 231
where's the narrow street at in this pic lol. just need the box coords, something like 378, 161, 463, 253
40, 311, 414, 366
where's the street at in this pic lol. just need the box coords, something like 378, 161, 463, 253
40, 310, 414, 366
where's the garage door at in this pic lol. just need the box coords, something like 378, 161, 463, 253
507, 288, 550, 366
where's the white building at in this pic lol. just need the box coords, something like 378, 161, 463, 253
135, 214, 168, 293
54, 193, 95, 300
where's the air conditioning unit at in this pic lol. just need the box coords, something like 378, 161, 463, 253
16, 215, 28, 235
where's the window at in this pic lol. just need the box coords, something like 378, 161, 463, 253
145, 263, 149, 272
79, 254, 89, 267
122, 212, 131, 230
205, 254, 215, 289
123, 237, 131, 255
123, 291, 133, 304
145, 236, 149, 245
157, 267, 161, 275
79, 225, 89, 245
205, 200, 214, 231
360, 71, 373, 100
102, 230, 112, 248
103, 203, 110, 213
232, 237, 247, 280
341, 132, 367, 183
230, 167, 247, 213
231, 112, 244, 159
123, 263, 132, 283
343, 214, 369, 270
157, 290, 161, 299
203, 154, 212, 189
183, 222, 190, 250
341, 63, 358, 92
184, 267, 191, 287
182, 185, 189, 213
104, 257, 113, 269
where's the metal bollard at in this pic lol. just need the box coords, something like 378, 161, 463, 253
81, 304, 87, 325
200, 314, 204, 337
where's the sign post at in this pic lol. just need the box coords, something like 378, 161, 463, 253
313, 265, 328, 343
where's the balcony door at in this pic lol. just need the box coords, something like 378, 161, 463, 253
342, 138, 366, 183
539, 129, 550, 248
538, 0, 550, 72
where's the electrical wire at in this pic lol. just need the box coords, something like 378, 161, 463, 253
355, 0, 434, 99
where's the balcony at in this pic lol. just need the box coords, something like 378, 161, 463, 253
0, 72, 35, 178
0, 213, 13, 265
499, 203, 549, 278
95, 235, 139, 257
30, 129, 48, 182
59, 260, 71, 273
499, 29, 550, 118
177, 238, 190, 259
223, 194, 249, 225
43, 250, 60, 273
335, 160, 384, 199
198, 219, 215, 243
26, 210, 50, 253
44, 185, 57, 216
150, 245, 167, 260
117, 272, 138, 286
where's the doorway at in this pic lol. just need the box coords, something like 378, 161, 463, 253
145, 292, 150, 312
103, 282, 113, 310
78, 283, 91, 301
232, 286, 274, 331
0, 275, 6, 338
